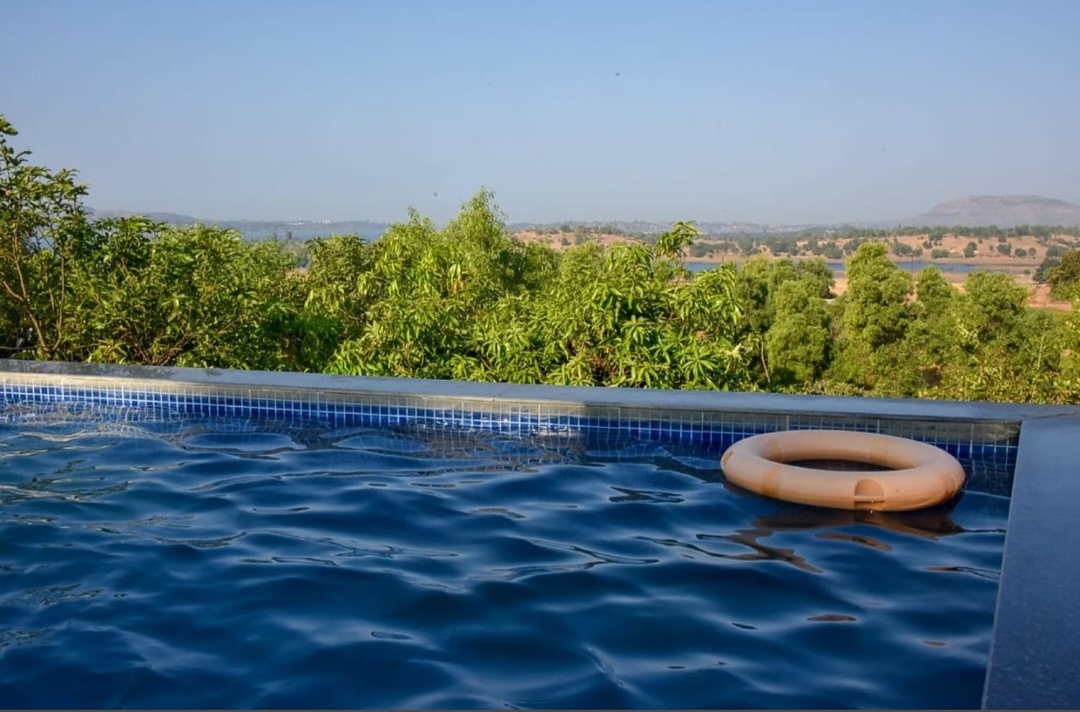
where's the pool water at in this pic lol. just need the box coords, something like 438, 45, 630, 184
0, 403, 1009, 709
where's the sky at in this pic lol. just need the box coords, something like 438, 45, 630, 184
2, 0, 1079, 225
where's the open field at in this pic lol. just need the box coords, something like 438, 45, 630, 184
514, 230, 642, 250
512, 229, 1073, 311
831, 273, 1072, 311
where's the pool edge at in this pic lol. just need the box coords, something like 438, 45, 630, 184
3, 358, 1078, 709
981, 414, 1080, 710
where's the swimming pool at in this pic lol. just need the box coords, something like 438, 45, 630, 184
1, 397, 1010, 709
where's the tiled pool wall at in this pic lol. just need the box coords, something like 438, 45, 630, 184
0, 369, 1020, 494
2, 359, 1080, 710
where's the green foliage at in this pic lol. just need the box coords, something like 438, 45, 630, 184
3, 114, 1080, 405
655, 221, 699, 261
828, 243, 913, 391
64, 221, 305, 369
1048, 250, 1080, 299
1053, 302, 1080, 402
914, 266, 954, 314
161, 193, 744, 390
952, 272, 1028, 349
764, 279, 831, 386
840, 243, 912, 349
0, 114, 91, 359
891, 240, 921, 257
325, 191, 548, 380
907, 266, 957, 377
937, 272, 1064, 402
733, 256, 833, 386
1036, 255, 1062, 283
822, 242, 842, 259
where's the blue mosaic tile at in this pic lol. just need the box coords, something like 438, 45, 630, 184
0, 375, 1019, 495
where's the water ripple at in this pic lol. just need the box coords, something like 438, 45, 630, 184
0, 406, 1009, 709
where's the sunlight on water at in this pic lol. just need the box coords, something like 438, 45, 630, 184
0, 404, 1008, 709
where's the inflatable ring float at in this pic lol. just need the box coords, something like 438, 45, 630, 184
720, 430, 966, 512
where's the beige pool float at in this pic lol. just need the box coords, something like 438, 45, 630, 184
720, 430, 966, 512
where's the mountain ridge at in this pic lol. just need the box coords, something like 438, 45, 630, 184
894, 195, 1080, 228
89, 194, 1080, 237
87, 208, 389, 239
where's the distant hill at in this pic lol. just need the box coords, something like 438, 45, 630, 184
87, 208, 389, 240
88, 194, 1080, 241
507, 220, 819, 236
90, 209, 201, 224
896, 196, 1080, 228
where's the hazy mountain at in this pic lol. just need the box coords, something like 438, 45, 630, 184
90, 209, 201, 224
895, 196, 1080, 228
87, 208, 389, 240
507, 220, 819, 236
89, 194, 1080, 241
514, 197, 1080, 233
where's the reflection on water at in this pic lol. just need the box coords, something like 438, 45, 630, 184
708, 482, 978, 573
738, 487, 969, 540
0, 404, 1008, 709
636, 493, 971, 576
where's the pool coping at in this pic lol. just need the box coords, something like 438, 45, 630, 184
2, 359, 1079, 709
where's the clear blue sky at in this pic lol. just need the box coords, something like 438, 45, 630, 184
3, 0, 1078, 224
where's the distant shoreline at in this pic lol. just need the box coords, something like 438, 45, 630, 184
682, 255, 1037, 270
512, 228, 1061, 274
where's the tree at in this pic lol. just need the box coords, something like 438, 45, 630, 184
914, 266, 954, 315
954, 272, 1028, 347
1048, 250, 1080, 299
840, 242, 912, 349
828, 242, 913, 390
0, 115, 91, 359
765, 278, 831, 386
1035, 254, 1062, 283
939, 271, 1063, 402
734, 256, 832, 386
70, 221, 307, 368
655, 221, 699, 261
8, 111, 1080, 405
892, 240, 920, 257
901, 266, 958, 389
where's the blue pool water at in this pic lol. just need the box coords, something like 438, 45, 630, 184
0, 403, 1009, 709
